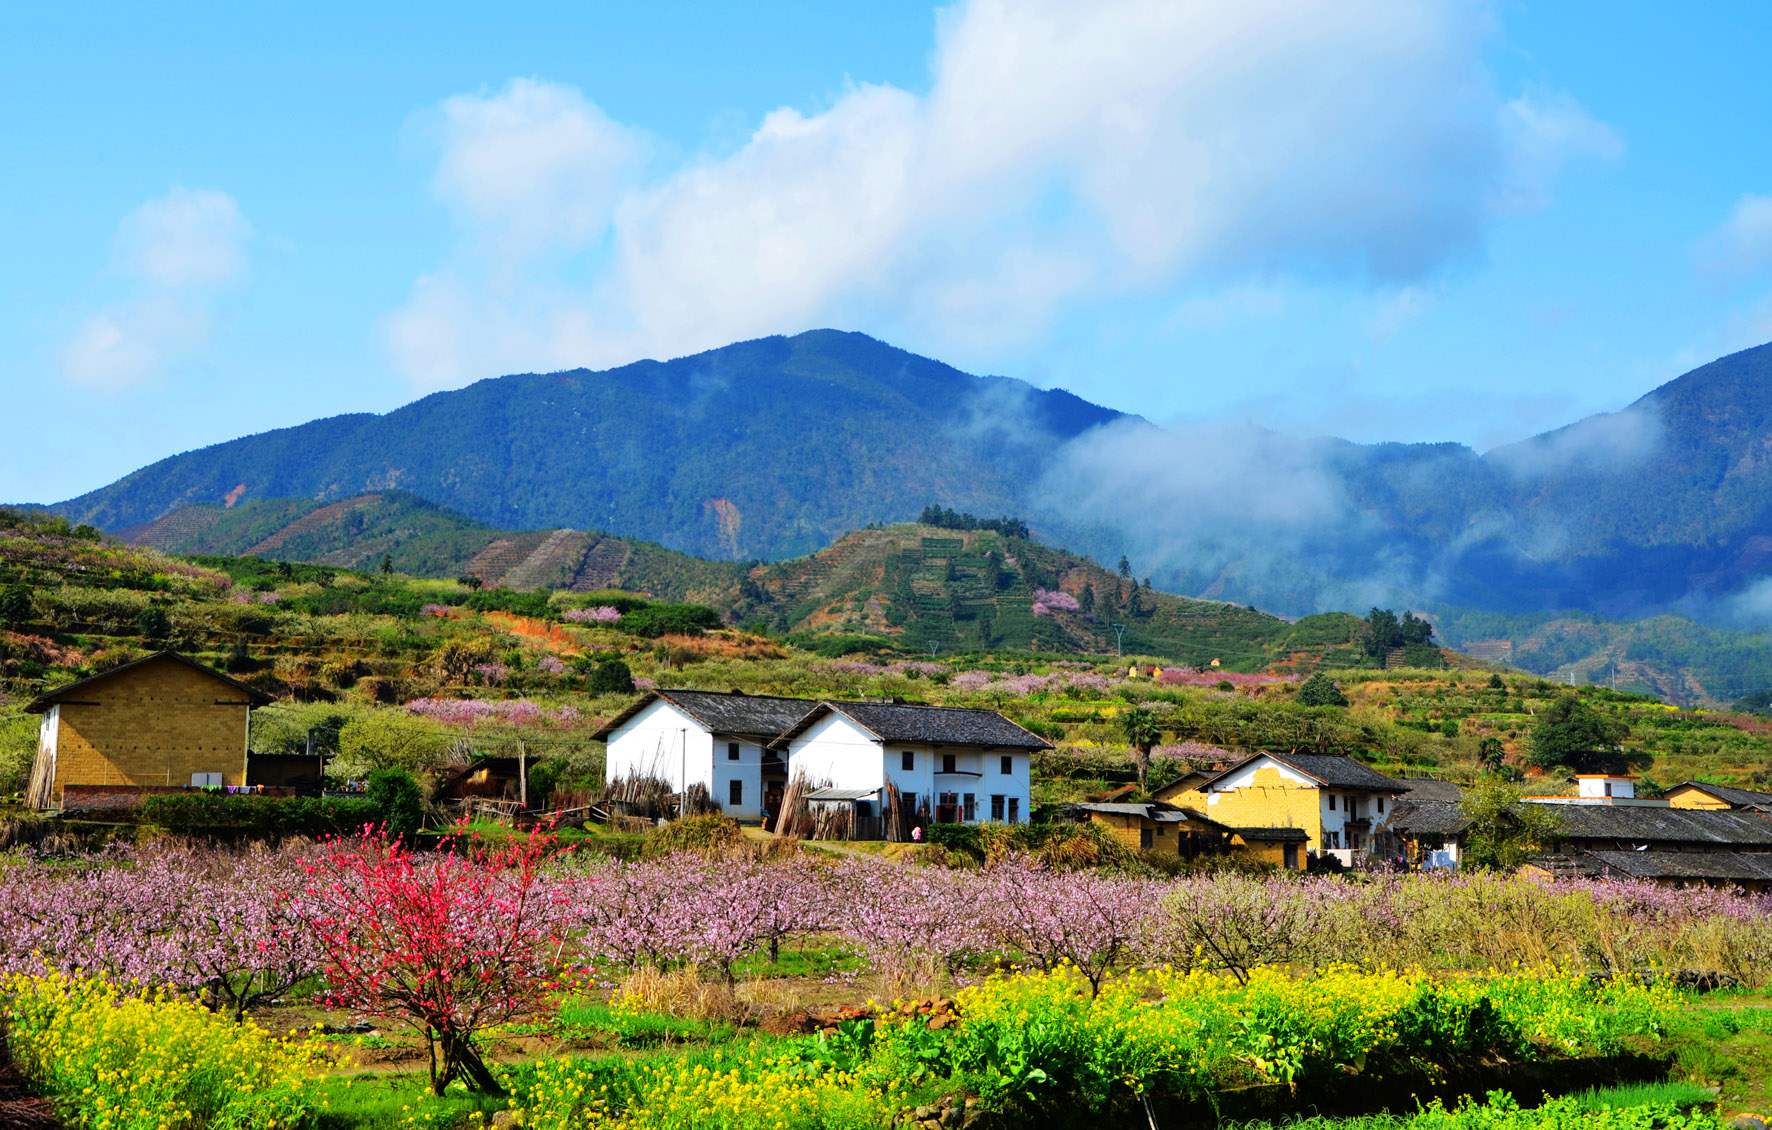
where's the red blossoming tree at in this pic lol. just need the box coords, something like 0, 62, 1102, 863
304, 828, 576, 1094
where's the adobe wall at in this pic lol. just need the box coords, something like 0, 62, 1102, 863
1201, 766, 1323, 847
50, 657, 252, 799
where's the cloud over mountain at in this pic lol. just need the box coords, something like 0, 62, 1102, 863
384, 0, 1615, 391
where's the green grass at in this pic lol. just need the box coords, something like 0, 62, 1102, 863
729, 942, 863, 981
313, 1071, 509, 1130
553, 998, 740, 1048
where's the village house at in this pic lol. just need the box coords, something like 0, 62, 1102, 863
774, 700, 1050, 829
24, 651, 273, 810
1162, 751, 1409, 867
1377, 778, 1469, 868
1059, 800, 1234, 859
1661, 780, 1772, 811
592, 689, 816, 823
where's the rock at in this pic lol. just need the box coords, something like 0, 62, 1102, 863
759, 1011, 812, 1037
912, 1105, 938, 1121
491, 1112, 518, 1130
940, 1105, 962, 1127
1728, 1117, 1765, 1130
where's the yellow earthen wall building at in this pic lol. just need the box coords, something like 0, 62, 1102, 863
25, 652, 270, 808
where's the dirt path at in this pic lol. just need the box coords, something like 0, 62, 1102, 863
0, 1037, 61, 1129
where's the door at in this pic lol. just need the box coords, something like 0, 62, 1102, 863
936, 791, 960, 824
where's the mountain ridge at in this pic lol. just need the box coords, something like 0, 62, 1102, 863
45, 331, 1772, 625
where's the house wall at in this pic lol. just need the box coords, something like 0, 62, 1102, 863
1666, 786, 1731, 810
1200, 760, 1323, 846
786, 713, 1031, 823
46, 658, 252, 802
604, 699, 715, 797
708, 735, 766, 820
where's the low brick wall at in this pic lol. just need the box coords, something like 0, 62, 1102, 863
60, 784, 296, 813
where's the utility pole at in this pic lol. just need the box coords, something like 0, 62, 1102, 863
1111, 623, 1126, 657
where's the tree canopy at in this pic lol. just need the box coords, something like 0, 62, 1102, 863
1529, 695, 1630, 771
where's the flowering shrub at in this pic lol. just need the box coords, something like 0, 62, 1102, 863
403, 697, 583, 726
563, 606, 622, 623
538, 654, 568, 674
1, 971, 330, 1130
941, 964, 1674, 1104
304, 828, 578, 1095
511, 1046, 894, 1130
1031, 589, 1080, 617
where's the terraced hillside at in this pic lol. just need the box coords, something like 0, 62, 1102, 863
729, 524, 1376, 672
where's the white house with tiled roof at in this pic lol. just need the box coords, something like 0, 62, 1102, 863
591, 689, 816, 822
771, 700, 1052, 826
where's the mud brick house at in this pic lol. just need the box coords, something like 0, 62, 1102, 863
23, 651, 272, 809
1161, 751, 1408, 867
1661, 780, 1772, 811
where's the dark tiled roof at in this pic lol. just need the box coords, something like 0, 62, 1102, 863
590, 689, 817, 741
1060, 802, 1229, 830
1668, 781, 1772, 808
774, 701, 1053, 750
25, 650, 273, 713
1551, 804, 1772, 847
1581, 849, 1772, 882
1232, 826, 1310, 842
1201, 752, 1405, 793
806, 787, 877, 802
1387, 800, 1471, 836
1401, 778, 1467, 803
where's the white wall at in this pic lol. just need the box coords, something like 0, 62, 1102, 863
604, 699, 713, 796
786, 711, 1032, 824
709, 735, 767, 820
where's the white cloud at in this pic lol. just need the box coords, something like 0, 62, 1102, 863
1696, 193, 1772, 281
384, 0, 1618, 390
60, 188, 252, 390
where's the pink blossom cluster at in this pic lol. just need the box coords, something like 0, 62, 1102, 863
1031, 588, 1081, 617
537, 655, 567, 675
403, 698, 583, 726
421, 603, 453, 616
563, 606, 622, 623
0, 843, 326, 1018
1155, 668, 1298, 688
474, 661, 511, 685
1152, 741, 1235, 762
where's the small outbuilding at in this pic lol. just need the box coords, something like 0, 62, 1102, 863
24, 651, 273, 810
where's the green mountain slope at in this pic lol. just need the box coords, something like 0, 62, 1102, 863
50, 328, 1772, 625
58, 330, 1124, 562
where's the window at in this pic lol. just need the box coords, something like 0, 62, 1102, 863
990, 795, 1005, 821
1007, 797, 1020, 823
1377, 797, 1384, 814
728, 780, 743, 806
963, 793, 976, 821
902, 792, 917, 815
1327, 831, 1341, 849
1328, 794, 1336, 811
1603, 781, 1613, 797
728, 742, 740, 761
1284, 844, 1299, 870
901, 750, 914, 771
941, 753, 956, 774
1000, 755, 1013, 775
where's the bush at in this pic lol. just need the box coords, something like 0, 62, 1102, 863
642, 815, 745, 858
140, 792, 382, 836
1296, 672, 1348, 707
619, 603, 724, 638
587, 658, 637, 694
367, 767, 426, 838
2, 972, 328, 1129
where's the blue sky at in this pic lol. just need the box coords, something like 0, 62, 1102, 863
5, 1, 1772, 505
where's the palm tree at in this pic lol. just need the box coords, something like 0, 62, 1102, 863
1119, 706, 1163, 792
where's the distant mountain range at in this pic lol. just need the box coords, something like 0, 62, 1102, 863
47, 330, 1772, 625
126, 493, 1373, 671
